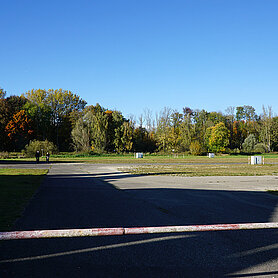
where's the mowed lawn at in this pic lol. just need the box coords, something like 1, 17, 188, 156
51, 154, 278, 164
0, 168, 48, 231
3, 153, 278, 164
124, 164, 278, 176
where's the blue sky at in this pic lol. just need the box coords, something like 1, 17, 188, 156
1, 0, 278, 119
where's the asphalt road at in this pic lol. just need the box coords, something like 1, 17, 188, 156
1, 162, 278, 277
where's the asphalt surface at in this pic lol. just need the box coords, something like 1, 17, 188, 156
1, 162, 278, 277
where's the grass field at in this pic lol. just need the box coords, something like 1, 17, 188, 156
122, 163, 278, 176
0, 168, 48, 231
50, 153, 278, 164
2, 153, 278, 164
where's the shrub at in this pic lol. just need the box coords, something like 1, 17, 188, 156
24, 140, 58, 157
0, 152, 9, 159
242, 134, 257, 153
190, 141, 202, 156
253, 143, 267, 154
228, 148, 241, 155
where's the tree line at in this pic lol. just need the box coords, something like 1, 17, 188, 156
0, 87, 277, 154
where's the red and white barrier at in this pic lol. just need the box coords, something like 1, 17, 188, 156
1, 222, 278, 240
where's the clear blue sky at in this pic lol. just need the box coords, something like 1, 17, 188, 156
1, 0, 278, 119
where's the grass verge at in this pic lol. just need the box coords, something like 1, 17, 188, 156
123, 164, 278, 177
0, 168, 48, 231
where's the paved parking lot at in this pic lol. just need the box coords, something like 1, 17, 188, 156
1, 162, 278, 277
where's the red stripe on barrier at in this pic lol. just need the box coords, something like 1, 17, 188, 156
1, 222, 278, 240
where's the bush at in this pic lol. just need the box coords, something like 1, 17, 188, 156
0, 152, 9, 159
227, 148, 241, 155
242, 134, 257, 153
190, 141, 202, 156
253, 143, 267, 154
24, 140, 58, 157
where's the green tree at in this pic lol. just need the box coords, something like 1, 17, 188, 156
190, 140, 203, 155
180, 107, 194, 150
24, 102, 52, 141
72, 104, 134, 154
260, 105, 272, 152
242, 134, 257, 153
168, 110, 183, 152
87, 110, 108, 153
155, 107, 172, 152
205, 122, 230, 153
24, 140, 58, 157
225, 106, 236, 149
253, 143, 267, 154
0, 88, 6, 99
71, 118, 91, 152
122, 121, 134, 152
108, 110, 125, 152
235, 105, 259, 137
232, 121, 248, 149
207, 111, 226, 126
133, 127, 156, 152
24, 89, 86, 150
236, 106, 257, 122
236, 106, 245, 121
192, 109, 209, 147
114, 121, 133, 152
270, 117, 278, 151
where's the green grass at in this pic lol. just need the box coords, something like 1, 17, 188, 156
0, 168, 48, 231
122, 164, 278, 177
37, 153, 278, 164
1, 152, 278, 164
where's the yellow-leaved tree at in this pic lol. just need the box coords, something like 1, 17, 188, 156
205, 122, 230, 153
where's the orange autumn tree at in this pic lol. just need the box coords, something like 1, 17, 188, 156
5, 110, 33, 150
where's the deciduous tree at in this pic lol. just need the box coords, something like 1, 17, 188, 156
24, 89, 87, 150
5, 110, 33, 151
205, 122, 230, 153
260, 105, 272, 152
0, 88, 6, 99
71, 118, 91, 152
270, 117, 278, 151
242, 134, 257, 153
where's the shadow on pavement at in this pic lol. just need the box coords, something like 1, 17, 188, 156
0, 171, 278, 277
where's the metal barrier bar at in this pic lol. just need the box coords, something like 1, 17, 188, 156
1, 222, 278, 240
